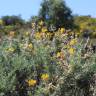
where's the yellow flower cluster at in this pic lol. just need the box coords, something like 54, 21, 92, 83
39, 20, 44, 26
68, 48, 75, 55
26, 79, 37, 87
28, 43, 33, 49
60, 28, 65, 33
46, 32, 53, 39
69, 39, 77, 45
41, 73, 49, 81
25, 32, 30, 36
35, 32, 42, 39
56, 51, 65, 59
41, 27, 48, 33
31, 22, 35, 28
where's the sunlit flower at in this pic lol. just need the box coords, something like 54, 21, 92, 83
41, 27, 48, 33
26, 79, 37, 87
28, 43, 33, 49
41, 73, 49, 81
25, 32, 30, 36
35, 32, 41, 39
60, 28, 65, 33
56, 51, 65, 59
56, 52, 61, 58
69, 48, 75, 55
46, 32, 52, 39
39, 20, 44, 26
31, 22, 35, 28
69, 39, 77, 45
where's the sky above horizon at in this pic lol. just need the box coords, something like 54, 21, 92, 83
0, 0, 96, 20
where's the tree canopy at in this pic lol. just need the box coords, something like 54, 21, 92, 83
1, 15, 25, 26
39, 0, 74, 29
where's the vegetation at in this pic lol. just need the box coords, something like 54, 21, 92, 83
1, 15, 25, 26
0, 0, 96, 96
39, 0, 74, 29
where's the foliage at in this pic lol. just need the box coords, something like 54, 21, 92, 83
1, 15, 25, 26
0, 20, 96, 96
39, 0, 74, 29
74, 16, 96, 38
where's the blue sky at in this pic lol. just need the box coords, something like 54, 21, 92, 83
0, 0, 96, 20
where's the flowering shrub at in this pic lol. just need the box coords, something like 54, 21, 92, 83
0, 20, 96, 96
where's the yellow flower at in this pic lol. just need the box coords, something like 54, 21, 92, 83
69, 39, 77, 45
39, 20, 44, 26
56, 52, 65, 59
25, 32, 29, 36
31, 22, 35, 28
56, 52, 61, 57
69, 48, 75, 55
60, 28, 65, 33
35, 32, 41, 39
26, 79, 37, 87
46, 32, 53, 39
28, 43, 33, 49
41, 73, 49, 81
8, 47, 15, 52
56, 52, 61, 58
41, 27, 48, 33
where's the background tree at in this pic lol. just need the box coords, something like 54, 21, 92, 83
39, 0, 74, 29
2, 15, 25, 26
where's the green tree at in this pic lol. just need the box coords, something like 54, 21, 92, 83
2, 15, 25, 26
39, 0, 74, 29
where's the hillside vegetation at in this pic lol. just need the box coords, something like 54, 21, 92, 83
0, 0, 96, 96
